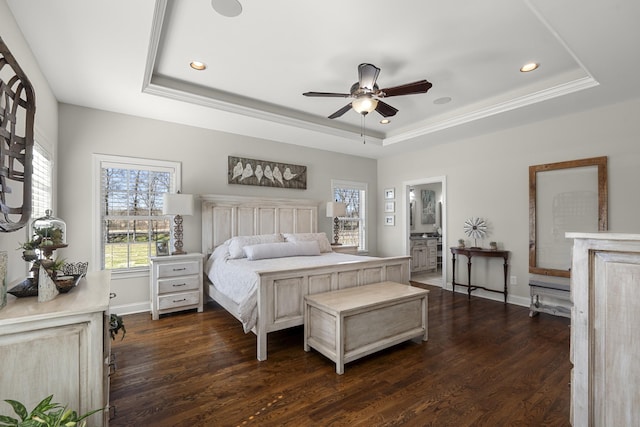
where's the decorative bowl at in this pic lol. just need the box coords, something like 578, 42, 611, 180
60, 261, 88, 276
54, 274, 83, 293
7, 278, 38, 298
54, 262, 88, 293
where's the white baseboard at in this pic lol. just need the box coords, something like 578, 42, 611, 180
110, 302, 150, 316
441, 282, 530, 307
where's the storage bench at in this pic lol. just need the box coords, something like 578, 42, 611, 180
304, 281, 429, 374
529, 279, 571, 318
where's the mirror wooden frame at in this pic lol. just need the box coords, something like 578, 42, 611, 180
529, 156, 608, 277
0, 37, 35, 232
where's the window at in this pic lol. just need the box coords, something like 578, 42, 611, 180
95, 155, 181, 272
31, 143, 53, 219
331, 180, 367, 251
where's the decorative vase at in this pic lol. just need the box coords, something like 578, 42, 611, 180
458, 240, 465, 248
0, 251, 7, 310
37, 265, 59, 302
490, 241, 498, 251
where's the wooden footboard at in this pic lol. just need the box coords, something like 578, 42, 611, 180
206, 256, 411, 360
253, 256, 411, 361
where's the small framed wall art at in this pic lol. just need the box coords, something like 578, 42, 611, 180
384, 188, 395, 200
384, 201, 395, 213
384, 215, 395, 226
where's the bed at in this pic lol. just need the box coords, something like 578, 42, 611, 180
201, 194, 411, 361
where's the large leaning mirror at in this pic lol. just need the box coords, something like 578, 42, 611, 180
529, 156, 608, 278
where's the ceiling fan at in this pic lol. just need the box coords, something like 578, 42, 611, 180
303, 63, 433, 119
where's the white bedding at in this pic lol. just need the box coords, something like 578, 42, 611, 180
206, 245, 376, 332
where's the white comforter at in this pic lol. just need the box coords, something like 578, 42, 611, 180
205, 245, 375, 332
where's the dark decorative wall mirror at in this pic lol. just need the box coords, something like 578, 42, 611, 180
0, 37, 35, 232
529, 156, 608, 277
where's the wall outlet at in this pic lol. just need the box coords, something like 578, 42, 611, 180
510, 275, 517, 285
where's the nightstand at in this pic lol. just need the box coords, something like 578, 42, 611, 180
150, 253, 203, 320
331, 244, 358, 255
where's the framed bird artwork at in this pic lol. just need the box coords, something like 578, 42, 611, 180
228, 156, 307, 189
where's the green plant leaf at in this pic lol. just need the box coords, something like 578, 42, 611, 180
3, 400, 27, 421
1, 397, 102, 427
30, 396, 56, 416
0, 413, 19, 426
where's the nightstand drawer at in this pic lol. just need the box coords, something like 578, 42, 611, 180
158, 290, 200, 310
157, 260, 200, 278
157, 275, 200, 294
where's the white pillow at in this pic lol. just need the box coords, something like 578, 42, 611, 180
283, 233, 332, 253
228, 234, 284, 259
244, 241, 321, 260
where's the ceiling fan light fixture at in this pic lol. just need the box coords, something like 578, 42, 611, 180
520, 62, 539, 72
190, 61, 207, 71
352, 96, 378, 115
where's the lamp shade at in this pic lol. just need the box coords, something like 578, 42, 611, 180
163, 193, 194, 216
351, 96, 378, 115
326, 201, 346, 218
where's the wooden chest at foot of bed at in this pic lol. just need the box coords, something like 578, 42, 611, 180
304, 281, 429, 374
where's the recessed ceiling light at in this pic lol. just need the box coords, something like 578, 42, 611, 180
190, 61, 207, 71
380, 119, 390, 124
211, 0, 242, 17
433, 97, 452, 105
520, 62, 539, 72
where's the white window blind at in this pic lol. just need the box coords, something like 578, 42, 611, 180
331, 180, 367, 251
95, 155, 180, 271
31, 143, 52, 219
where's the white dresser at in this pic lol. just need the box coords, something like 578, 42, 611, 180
568, 233, 640, 426
0, 271, 112, 426
150, 253, 203, 320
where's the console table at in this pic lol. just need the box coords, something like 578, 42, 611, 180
450, 247, 510, 303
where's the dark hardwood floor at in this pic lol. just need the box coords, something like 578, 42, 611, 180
109, 283, 571, 426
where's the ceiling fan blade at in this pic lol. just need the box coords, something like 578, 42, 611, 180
375, 100, 398, 118
303, 91, 351, 98
328, 104, 353, 119
358, 63, 380, 91
380, 80, 433, 97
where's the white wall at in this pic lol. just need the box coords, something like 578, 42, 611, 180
57, 104, 378, 313
378, 97, 640, 306
0, 0, 59, 285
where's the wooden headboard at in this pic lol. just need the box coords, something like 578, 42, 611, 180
201, 194, 319, 254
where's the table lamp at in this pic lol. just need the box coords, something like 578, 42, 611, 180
163, 192, 194, 255
326, 201, 347, 245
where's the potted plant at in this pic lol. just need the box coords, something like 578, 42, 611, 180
458, 239, 465, 248
0, 395, 103, 427
109, 313, 126, 340
17, 240, 39, 262
34, 226, 64, 246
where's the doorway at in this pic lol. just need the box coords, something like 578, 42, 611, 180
403, 176, 447, 289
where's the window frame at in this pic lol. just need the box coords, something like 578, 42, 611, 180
331, 179, 367, 252
93, 154, 181, 277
